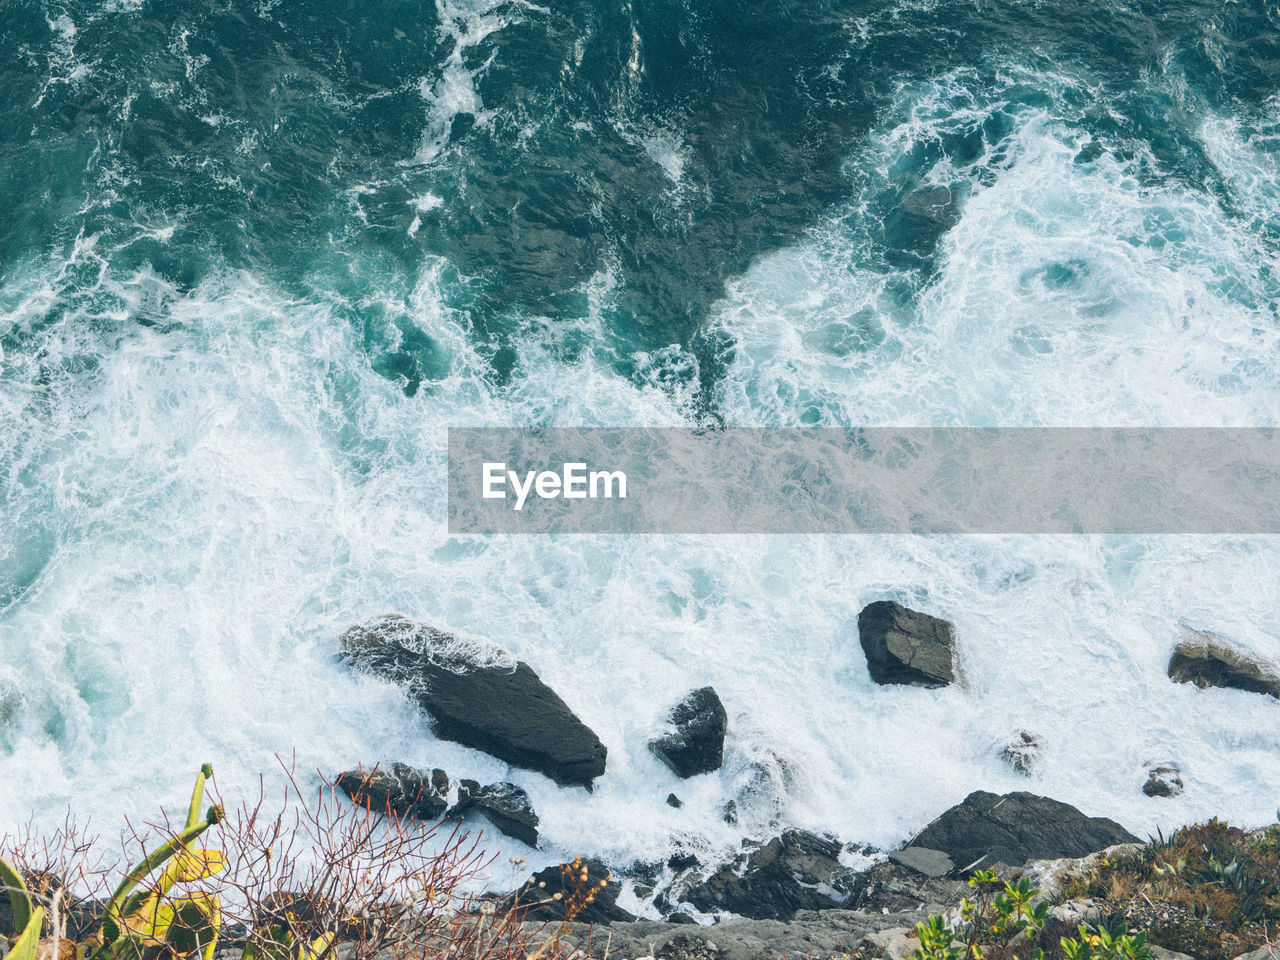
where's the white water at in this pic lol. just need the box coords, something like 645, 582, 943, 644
3, 59, 1280, 895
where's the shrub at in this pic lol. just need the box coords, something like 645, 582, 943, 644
910, 870, 1151, 960
2, 762, 598, 960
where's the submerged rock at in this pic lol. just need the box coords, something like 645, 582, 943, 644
1000, 731, 1042, 776
1143, 764, 1184, 799
510, 859, 634, 923
858, 601, 956, 687
903, 790, 1139, 870
336, 764, 451, 820
452, 780, 540, 847
340, 615, 607, 787
681, 831, 857, 920
720, 749, 795, 832
649, 686, 728, 779
1168, 629, 1280, 700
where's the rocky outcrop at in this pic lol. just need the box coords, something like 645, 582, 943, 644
681, 831, 858, 920
858, 602, 956, 687
453, 780, 540, 847
902, 791, 1139, 870
510, 859, 635, 924
650, 687, 728, 779
1168, 630, 1280, 700
339, 615, 607, 787
1143, 764, 1184, 799
336, 764, 451, 820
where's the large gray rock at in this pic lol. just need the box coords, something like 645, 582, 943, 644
887, 847, 955, 878
340, 615, 607, 788
903, 791, 1139, 870
1168, 630, 1280, 700
682, 831, 857, 920
858, 601, 956, 687
649, 686, 728, 779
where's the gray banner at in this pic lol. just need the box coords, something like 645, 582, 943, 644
447, 428, 1280, 534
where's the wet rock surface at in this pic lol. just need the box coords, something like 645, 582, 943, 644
340, 615, 607, 787
858, 601, 956, 687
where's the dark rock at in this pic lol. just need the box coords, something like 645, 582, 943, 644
664, 911, 698, 925
340, 615, 607, 787
1143, 764, 1184, 799
510, 859, 634, 924
668, 852, 700, 872
904, 791, 1139, 869
667, 793, 683, 808
650, 687, 728, 779
1000, 731, 1042, 776
450, 780, 539, 847
1168, 630, 1280, 700
887, 846, 955, 878
682, 831, 856, 920
858, 601, 956, 687
336, 763, 450, 820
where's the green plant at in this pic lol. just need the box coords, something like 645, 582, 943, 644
910, 874, 1154, 960
1060, 923, 1149, 960
912, 871, 1047, 960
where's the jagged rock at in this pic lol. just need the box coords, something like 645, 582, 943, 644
903, 791, 1139, 870
667, 793, 683, 808
451, 780, 539, 847
336, 764, 450, 820
650, 687, 728, 779
848, 859, 968, 913
340, 615, 607, 787
510, 859, 634, 923
1229, 948, 1280, 960
1168, 630, 1280, 700
887, 846, 955, 878
1143, 764, 1184, 799
1001, 731, 1042, 776
858, 601, 956, 687
682, 831, 856, 920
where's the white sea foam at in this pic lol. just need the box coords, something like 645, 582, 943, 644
3, 62, 1280, 895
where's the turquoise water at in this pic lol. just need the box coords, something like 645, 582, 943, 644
3, 0, 1280, 890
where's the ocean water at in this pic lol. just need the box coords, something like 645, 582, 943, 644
3, 0, 1280, 892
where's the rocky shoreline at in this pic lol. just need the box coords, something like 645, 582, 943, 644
330, 607, 1280, 958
